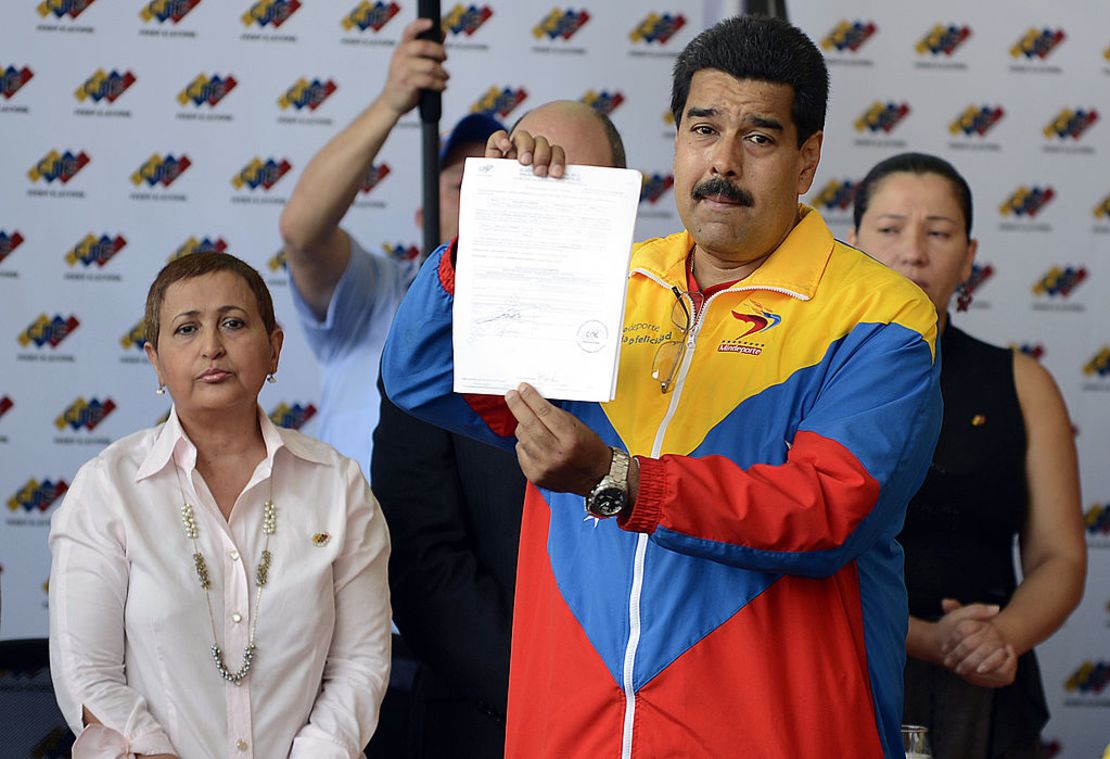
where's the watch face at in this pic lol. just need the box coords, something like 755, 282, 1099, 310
590, 487, 626, 518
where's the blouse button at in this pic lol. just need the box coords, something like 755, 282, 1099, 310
229, 550, 240, 561
236, 738, 248, 750
231, 612, 243, 623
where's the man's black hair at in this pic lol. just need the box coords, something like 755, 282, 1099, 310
852, 152, 974, 236
670, 15, 829, 146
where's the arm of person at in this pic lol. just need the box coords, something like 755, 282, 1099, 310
278, 17, 447, 320
381, 131, 568, 447
290, 459, 392, 758
906, 602, 1018, 688
48, 459, 178, 758
941, 354, 1086, 676
371, 378, 522, 715
507, 309, 942, 577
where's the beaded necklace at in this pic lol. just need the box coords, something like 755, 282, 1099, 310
174, 464, 275, 686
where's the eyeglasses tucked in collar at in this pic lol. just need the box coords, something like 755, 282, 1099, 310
650, 286, 704, 394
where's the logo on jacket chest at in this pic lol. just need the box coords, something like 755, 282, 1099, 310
717, 303, 781, 356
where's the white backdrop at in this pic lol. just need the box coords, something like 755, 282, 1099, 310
1, 0, 1106, 755
0, 0, 714, 643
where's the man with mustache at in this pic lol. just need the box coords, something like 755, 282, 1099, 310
383, 14, 942, 758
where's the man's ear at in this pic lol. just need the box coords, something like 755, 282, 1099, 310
796, 130, 823, 196
846, 229, 858, 247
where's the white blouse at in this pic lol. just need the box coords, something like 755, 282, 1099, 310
49, 407, 392, 759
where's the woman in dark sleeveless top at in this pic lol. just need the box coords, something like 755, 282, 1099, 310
849, 153, 1086, 759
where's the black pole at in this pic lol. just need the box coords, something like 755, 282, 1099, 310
418, 0, 442, 256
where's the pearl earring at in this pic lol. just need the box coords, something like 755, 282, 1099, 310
266, 373, 277, 384
156, 384, 166, 395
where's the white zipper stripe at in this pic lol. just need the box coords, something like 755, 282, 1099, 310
617, 273, 808, 757
619, 283, 732, 759
619, 533, 649, 759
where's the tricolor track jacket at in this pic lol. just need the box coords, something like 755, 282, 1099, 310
382, 205, 941, 758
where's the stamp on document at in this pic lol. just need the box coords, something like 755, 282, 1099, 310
576, 320, 607, 353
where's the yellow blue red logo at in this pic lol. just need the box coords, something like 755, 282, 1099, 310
915, 24, 972, 56
18, 314, 80, 348
267, 249, 287, 272
342, 1, 400, 32
629, 12, 685, 44
278, 78, 338, 111
964, 263, 994, 297
810, 179, 858, 212
140, 0, 201, 23
1063, 661, 1109, 694
640, 173, 674, 204
820, 20, 876, 53
55, 397, 117, 431
581, 90, 624, 116
1013, 342, 1044, 361
1083, 347, 1110, 378
471, 86, 527, 118
949, 105, 1004, 137
717, 303, 781, 355
854, 102, 911, 133
65, 234, 126, 267
731, 306, 781, 338
383, 242, 420, 261
232, 157, 292, 190
75, 69, 136, 104
1094, 191, 1110, 220
38, 0, 96, 19
132, 154, 191, 187
361, 163, 390, 193
533, 8, 590, 41
1043, 108, 1099, 140
444, 4, 492, 37
120, 318, 146, 350
2, 66, 34, 99
1000, 186, 1054, 218
169, 235, 228, 262
178, 74, 238, 107
0, 231, 25, 265
1011, 28, 1065, 60
1032, 266, 1087, 298
269, 402, 317, 429
243, 0, 300, 28
7, 478, 69, 513
28, 150, 90, 184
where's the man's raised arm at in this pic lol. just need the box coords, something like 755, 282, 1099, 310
279, 18, 447, 320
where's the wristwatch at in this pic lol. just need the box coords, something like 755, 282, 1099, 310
585, 447, 631, 519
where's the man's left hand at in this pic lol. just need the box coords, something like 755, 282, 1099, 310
505, 383, 610, 495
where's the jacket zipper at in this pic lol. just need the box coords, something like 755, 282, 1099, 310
618, 286, 717, 759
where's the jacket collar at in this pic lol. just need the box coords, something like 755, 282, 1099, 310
632, 204, 834, 301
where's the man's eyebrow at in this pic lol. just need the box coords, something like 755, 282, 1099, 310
685, 106, 719, 119
746, 115, 784, 131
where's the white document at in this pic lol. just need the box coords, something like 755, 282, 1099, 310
453, 157, 642, 402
